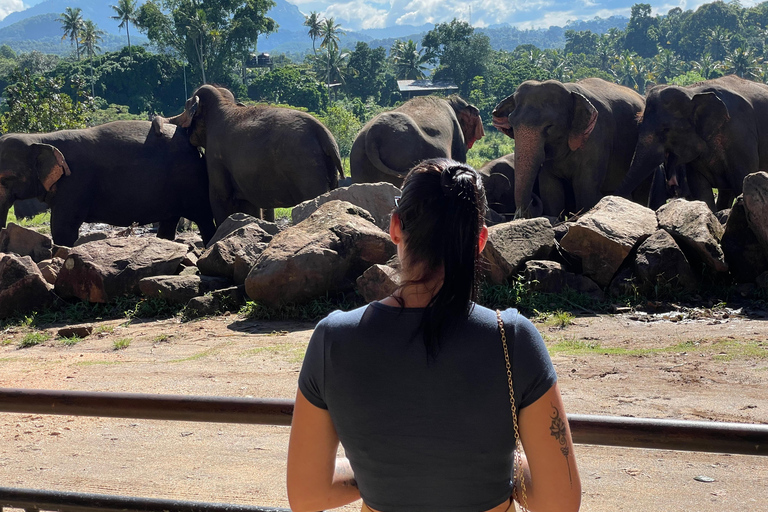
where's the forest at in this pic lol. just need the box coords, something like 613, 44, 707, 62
2, 0, 768, 166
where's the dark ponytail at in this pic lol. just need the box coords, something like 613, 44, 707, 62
393, 158, 487, 357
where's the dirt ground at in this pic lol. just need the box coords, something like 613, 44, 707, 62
1, 308, 767, 512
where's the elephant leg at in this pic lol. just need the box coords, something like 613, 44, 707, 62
261, 208, 275, 222
688, 172, 716, 211
50, 209, 83, 247
208, 167, 238, 225
538, 171, 566, 218
157, 218, 180, 240
715, 189, 736, 211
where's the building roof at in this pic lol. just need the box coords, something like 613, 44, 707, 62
397, 79, 459, 93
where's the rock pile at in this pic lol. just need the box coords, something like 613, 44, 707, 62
2, 175, 768, 320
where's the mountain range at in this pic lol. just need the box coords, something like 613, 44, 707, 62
0, 0, 630, 56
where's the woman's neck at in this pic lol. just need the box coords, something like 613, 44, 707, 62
380, 267, 444, 308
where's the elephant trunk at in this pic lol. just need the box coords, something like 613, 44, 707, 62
615, 134, 665, 198
512, 126, 545, 218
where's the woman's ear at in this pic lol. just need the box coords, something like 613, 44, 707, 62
478, 225, 489, 254
389, 213, 402, 244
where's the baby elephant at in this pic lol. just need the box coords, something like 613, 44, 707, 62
0, 121, 216, 247
479, 153, 542, 221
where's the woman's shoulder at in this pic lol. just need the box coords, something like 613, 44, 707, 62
469, 303, 524, 326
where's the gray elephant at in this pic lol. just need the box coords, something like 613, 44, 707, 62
478, 153, 542, 220
615, 75, 768, 211
152, 86, 240, 136
350, 95, 485, 186
165, 84, 344, 224
0, 121, 216, 247
492, 78, 646, 218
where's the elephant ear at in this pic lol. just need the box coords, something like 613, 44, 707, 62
568, 92, 598, 151
492, 94, 515, 138
691, 92, 730, 140
459, 107, 485, 149
32, 143, 70, 192
179, 95, 200, 129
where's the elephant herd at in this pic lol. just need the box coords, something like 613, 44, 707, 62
1, 74, 765, 248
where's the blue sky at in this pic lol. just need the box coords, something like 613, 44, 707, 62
287, 0, 763, 30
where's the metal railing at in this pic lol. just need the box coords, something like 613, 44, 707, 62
1, 387, 767, 512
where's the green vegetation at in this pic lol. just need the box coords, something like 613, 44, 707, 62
112, 337, 131, 350
153, 334, 171, 343
543, 311, 576, 328
60, 335, 82, 346
18, 331, 51, 348
240, 292, 365, 322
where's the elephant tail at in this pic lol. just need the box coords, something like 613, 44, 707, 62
364, 126, 409, 180
318, 123, 344, 189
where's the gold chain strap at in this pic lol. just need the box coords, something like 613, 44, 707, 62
496, 309, 528, 512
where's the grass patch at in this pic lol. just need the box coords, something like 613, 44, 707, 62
240, 292, 365, 322
18, 331, 51, 348
75, 360, 124, 367
480, 278, 610, 317
1, 339, 13, 346
548, 338, 655, 357
94, 325, 115, 335
60, 335, 82, 346
547, 336, 767, 360
274, 208, 292, 221
153, 334, 171, 343
112, 338, 131, 350
248, 344, 306, 363
542, 310, 575, 328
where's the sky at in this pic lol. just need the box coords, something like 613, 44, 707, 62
286, 0, 763, 30
0, 0, 764, 29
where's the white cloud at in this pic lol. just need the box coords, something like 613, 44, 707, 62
323, 1, 388, 28
0, 0, 25, 21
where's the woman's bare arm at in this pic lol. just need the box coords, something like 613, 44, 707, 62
515, 383, 581, 512
286, 389, 361, 512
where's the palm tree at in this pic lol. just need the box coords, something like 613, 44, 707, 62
691, 53, 722, 80
60, 7, 84, 60
80, 20, 105, 98
612, 51, 639, 89
319, 17, 344, 88
111, 0, 137, 57
706, 27, 731, 62
726, 47, 759, 79
391, 40, 428, 80
652, 48, 682, 84
304, 12, 323, 53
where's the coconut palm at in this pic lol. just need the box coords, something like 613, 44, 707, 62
304, 11, 323, 53
691, 53, 722, 80
612, 51, 639, 89
320, 17, 344, 54
60, 7, 84, 60
111, 0, 137, 57
391, 39, 428, 80
726, 47, 759, 79
80, 20, 105, 98
706, 27, 732, 62
652, 48, 682, 84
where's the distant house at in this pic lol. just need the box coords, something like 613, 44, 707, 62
397, 79, 459, 99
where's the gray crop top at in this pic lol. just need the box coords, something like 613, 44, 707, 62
298, 302, 557, 512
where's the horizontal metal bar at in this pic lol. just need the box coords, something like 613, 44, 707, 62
1, 388, 766, 455
0, 487, 290, 512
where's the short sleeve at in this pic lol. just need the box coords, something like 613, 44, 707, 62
507, 310, 558, 410
298, 319, 329, 410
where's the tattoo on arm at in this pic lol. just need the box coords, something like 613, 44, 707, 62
549, 403, 573, 487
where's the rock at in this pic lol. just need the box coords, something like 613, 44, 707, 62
0, 254, 56, 319
175, 231, 206, 254
58, 325, 93, 338
292, 182, 401, 231
55, 238, 189, 303
756, 271, 768, 291
182, 252, 199, 267
139, 275, 233, 304
198, 223, 271, 282
38, 257, 64, 285
0, 222, 53, 263
721, 196, 768, 283
522, 260, 604, 300
743, 171, 768, 251
53, 246, 70, 259
552, 222, 571, 243
246, 200, 396, 307
560, 196, 657, 288
715, 209, 730, 225
657, 198, 727, 273
482, 218, 556, 284
184, 286, 246, 317
356, 264, 400, 302
207, 213, 279, 247
607, 266, 637, 298
74, 232, 110, 246
178, 265, 200, 276
634, 230, 698, 294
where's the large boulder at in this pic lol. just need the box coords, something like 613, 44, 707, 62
560, 196, 657, 288
38, 257, 64, 285
197, 223, 272, 283
482, 218, 555, 284
246, 200, 396, 306
139, 275, 233, 304
721, 196, 768, 283
634, 229, 698, 294
522, 260, 604, 300
0, 223, 53, 263
743, 171, 768, 251
207, 213, 279, 247
0, 254, 56, 319
291, 182, 401, 231
657, 199, 727, 273
356, 264, 400, 302
55, 238, 189, 303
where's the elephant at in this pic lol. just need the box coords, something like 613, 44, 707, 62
492, 78, 647, 218
152, 86, 240, 136
614, 75, 768, 211
350, 95, 485, 186
164, 84, 344, 224
0, 121, 216, 247
12, 197, 48, 219
478, 153, 542, 220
